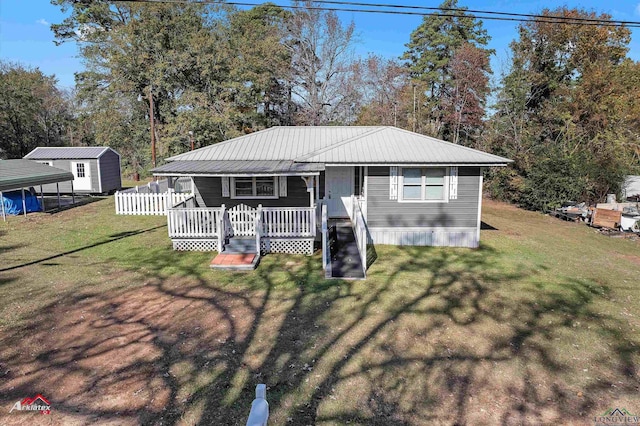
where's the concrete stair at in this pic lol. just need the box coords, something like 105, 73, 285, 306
221, 236, 257, 254
210, 237, 259, 271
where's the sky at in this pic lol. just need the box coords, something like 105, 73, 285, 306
1, 0, 640, 89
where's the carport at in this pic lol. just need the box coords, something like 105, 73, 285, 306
0, 159, 75, 220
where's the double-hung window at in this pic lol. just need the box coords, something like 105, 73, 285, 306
231, 177, 277, 199
400, 167, 447, 202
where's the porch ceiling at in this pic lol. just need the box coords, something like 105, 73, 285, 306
152, 160, 324, 176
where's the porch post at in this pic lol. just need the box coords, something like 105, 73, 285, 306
315, 174, 320, 204
256, 204, 262, 256
56, 183, 61, 209
40, 185, 45, 212
21, 188, 27, 217
218, 204, 226, 253
1, 191, 5, 221
309, 176, 314, 207
71, 180, 75, 205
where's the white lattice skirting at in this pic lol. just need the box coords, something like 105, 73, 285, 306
172, 239, 219, 252
261, 238, 315, 255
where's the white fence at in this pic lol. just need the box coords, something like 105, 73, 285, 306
115, 191, 192, 215
261, 207, 316, 237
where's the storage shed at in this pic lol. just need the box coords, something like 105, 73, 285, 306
24, 147, 121, 194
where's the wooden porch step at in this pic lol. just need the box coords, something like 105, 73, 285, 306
210, 253, 259, 271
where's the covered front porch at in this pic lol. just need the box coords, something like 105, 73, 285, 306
167, 198, 318, 255
156, 164, 369, 278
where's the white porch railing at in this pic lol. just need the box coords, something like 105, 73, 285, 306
261, 207, 316, 237
167, 200, 222, 238
115, 191, 192, 215
166, 203, 316, 241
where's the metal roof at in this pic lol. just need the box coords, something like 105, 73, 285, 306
24, 146, 115, 160
0, 159, 74, 192
297, 127, 512, 164
157, 126, 512, 174
166, 127, 382, 161
153, 160, 323, 175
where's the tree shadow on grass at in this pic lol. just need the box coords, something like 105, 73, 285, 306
0, 243, 637, 425
0, 225, 166, 272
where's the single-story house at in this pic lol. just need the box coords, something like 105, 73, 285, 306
151, 126, 511, 275
24, 147, 121, 194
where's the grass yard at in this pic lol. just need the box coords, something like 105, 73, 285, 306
0, 197, 639, 425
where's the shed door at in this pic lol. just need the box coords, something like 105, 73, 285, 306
71, 162, 92, 191
325, 166, 353, 218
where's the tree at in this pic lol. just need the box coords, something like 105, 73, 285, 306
354, 55, 409, 127
487, 7, 640, 207
402, 0, 492, 140
52, 1, 295, 175
441, 43, 491, 146
284, 1, 357, 125
0, 61, 70, 158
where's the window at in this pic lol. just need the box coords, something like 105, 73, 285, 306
400, 168, 447, 202
232, 177, 277, 199
76, 163, 86, 178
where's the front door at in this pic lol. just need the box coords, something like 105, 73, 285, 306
71, 161, 92, 191
325, 166, 353, 218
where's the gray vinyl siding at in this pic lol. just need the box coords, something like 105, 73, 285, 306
98, 150, 122, 193
366, 166, 480, 228
193, 176, 312, 208
38, 159, 100, 193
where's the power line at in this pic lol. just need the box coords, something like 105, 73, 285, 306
308, 0, 640, 26
116, 0, 640, 28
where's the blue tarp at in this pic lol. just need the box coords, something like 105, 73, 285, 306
1, 190, 42, 215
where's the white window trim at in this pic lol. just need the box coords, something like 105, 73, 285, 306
398, 167, 449, 203
230, 176, 279, 200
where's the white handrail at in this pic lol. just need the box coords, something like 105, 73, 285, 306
321, 204, 331, 277
351, 195, 367, 278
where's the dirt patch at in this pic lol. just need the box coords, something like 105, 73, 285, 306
618, 253, 640, 266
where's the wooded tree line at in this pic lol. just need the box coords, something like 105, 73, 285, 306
1, 0, 638, 210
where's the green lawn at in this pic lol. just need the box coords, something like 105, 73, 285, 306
0, 197, 638, 425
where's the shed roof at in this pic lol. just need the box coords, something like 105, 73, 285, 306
153, 160, 323, 175
162, 126, 511, 168
24, 146, 116, 160
0, 159, 74, 192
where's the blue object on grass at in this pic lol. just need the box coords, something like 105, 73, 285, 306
1, 190, 42, 215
